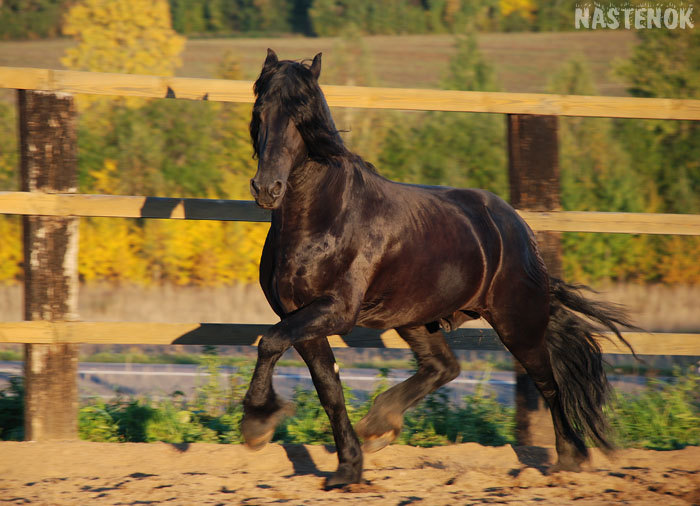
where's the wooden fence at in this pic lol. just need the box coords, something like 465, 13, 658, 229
2, 67, 700, 119
1, 66, 699, 444
0, 191, 699, 234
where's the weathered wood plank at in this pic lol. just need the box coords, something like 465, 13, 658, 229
323, 84, 700, 120
2, 67, 700, 120
1, 192, 699, 235
19, 89, 79, 442
0, 321, 696, 356
516, 210, 700, 235
596, 332, 700, 356
0, 192, 271, 222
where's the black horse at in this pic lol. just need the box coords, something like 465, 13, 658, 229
241, 49, 633, 488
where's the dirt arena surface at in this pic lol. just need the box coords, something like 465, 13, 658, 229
0, 441, 698, 505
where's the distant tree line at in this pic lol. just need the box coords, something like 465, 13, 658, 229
0, 0, 697, 285
0, 0, 648, 40
0, 0, 65, 39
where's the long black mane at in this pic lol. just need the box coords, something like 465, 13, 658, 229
250, 59, 347, 161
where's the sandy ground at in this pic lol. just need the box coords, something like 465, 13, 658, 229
0, 442, 698, 505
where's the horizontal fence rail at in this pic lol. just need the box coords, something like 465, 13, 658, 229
516, 210, 700, 236
4, 67, 699, 444
0, 321, 696, 356
2, 67, 700, 120
1, 191, 699, 235
0, 191, 270, 222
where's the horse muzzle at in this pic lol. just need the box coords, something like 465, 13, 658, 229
250, 178, 285, 209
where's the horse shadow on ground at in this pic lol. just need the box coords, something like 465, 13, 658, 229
510, 445, 552, 475
281, 444, 334, 479
168, 442, 190, 453
165, 442, 332, 479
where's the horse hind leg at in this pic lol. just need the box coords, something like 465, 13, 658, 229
514, 342, 589, 471
489, 312, 589, 472
355, 324, 460, 453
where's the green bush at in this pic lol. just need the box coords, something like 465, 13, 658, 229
400, 379, 516, 447
275, 382, 364, 445
0, 376, 24, 441
0, 350, 22, 361
78, 355, 249, 443
80, 396, 244, 444
3, 365, 699, 451
275, 369, 515, 447
70, 366, 700, 450
609, 368, 700, 450
78, 401, 120, 442
276, 386, 337, 445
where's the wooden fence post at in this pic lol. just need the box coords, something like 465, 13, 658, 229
507, 114, 561, 447
19, 90, 79, 441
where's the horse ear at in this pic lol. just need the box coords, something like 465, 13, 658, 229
264, 48, 278, 68
310, 52, 322, 80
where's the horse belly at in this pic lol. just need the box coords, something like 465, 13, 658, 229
357, 243, 486, 329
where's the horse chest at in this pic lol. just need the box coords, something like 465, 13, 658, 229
270, 235, 347, 312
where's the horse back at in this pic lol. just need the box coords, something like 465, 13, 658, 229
358, 183, 548, 328
354, 184, 499, 328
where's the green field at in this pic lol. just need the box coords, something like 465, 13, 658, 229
0, 31, 636, 95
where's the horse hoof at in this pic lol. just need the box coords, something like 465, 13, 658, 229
361, 430, 396, 454
324, 463, 363, 489
549, 460, 583, 473
244, 428, 275, 451
241, 401, 295, 451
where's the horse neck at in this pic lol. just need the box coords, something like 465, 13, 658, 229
274, 156, 353, 230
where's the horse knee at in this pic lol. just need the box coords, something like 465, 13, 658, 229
422, 356, 460, 386
258, 332, 288, 358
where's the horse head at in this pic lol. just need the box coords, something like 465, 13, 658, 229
249, 48, 344, 209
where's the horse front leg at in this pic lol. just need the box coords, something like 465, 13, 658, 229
239, 334, 295, 450
241, 295, 358, 450
294, 337, 363, 488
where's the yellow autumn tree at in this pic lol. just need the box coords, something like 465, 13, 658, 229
61, 0, 185, 76
79, 159, 148, 283
660, 236, 700, 284
0, 217, 22, 283
73, 50, 268, 286
60, 8, 268, 286
210, 51, 269, 286
500, 0, 536, 21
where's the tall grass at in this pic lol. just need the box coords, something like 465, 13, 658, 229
609, 369, 700, 450
2, 361, 697, 449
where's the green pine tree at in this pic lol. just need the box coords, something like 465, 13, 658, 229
378, 34, 507, 197
549, 55, 650, 282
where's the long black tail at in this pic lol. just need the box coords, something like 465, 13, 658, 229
546, 278, 636, 451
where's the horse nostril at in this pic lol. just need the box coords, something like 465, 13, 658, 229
270, 180, 284, 198
250, 179, 260, 197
